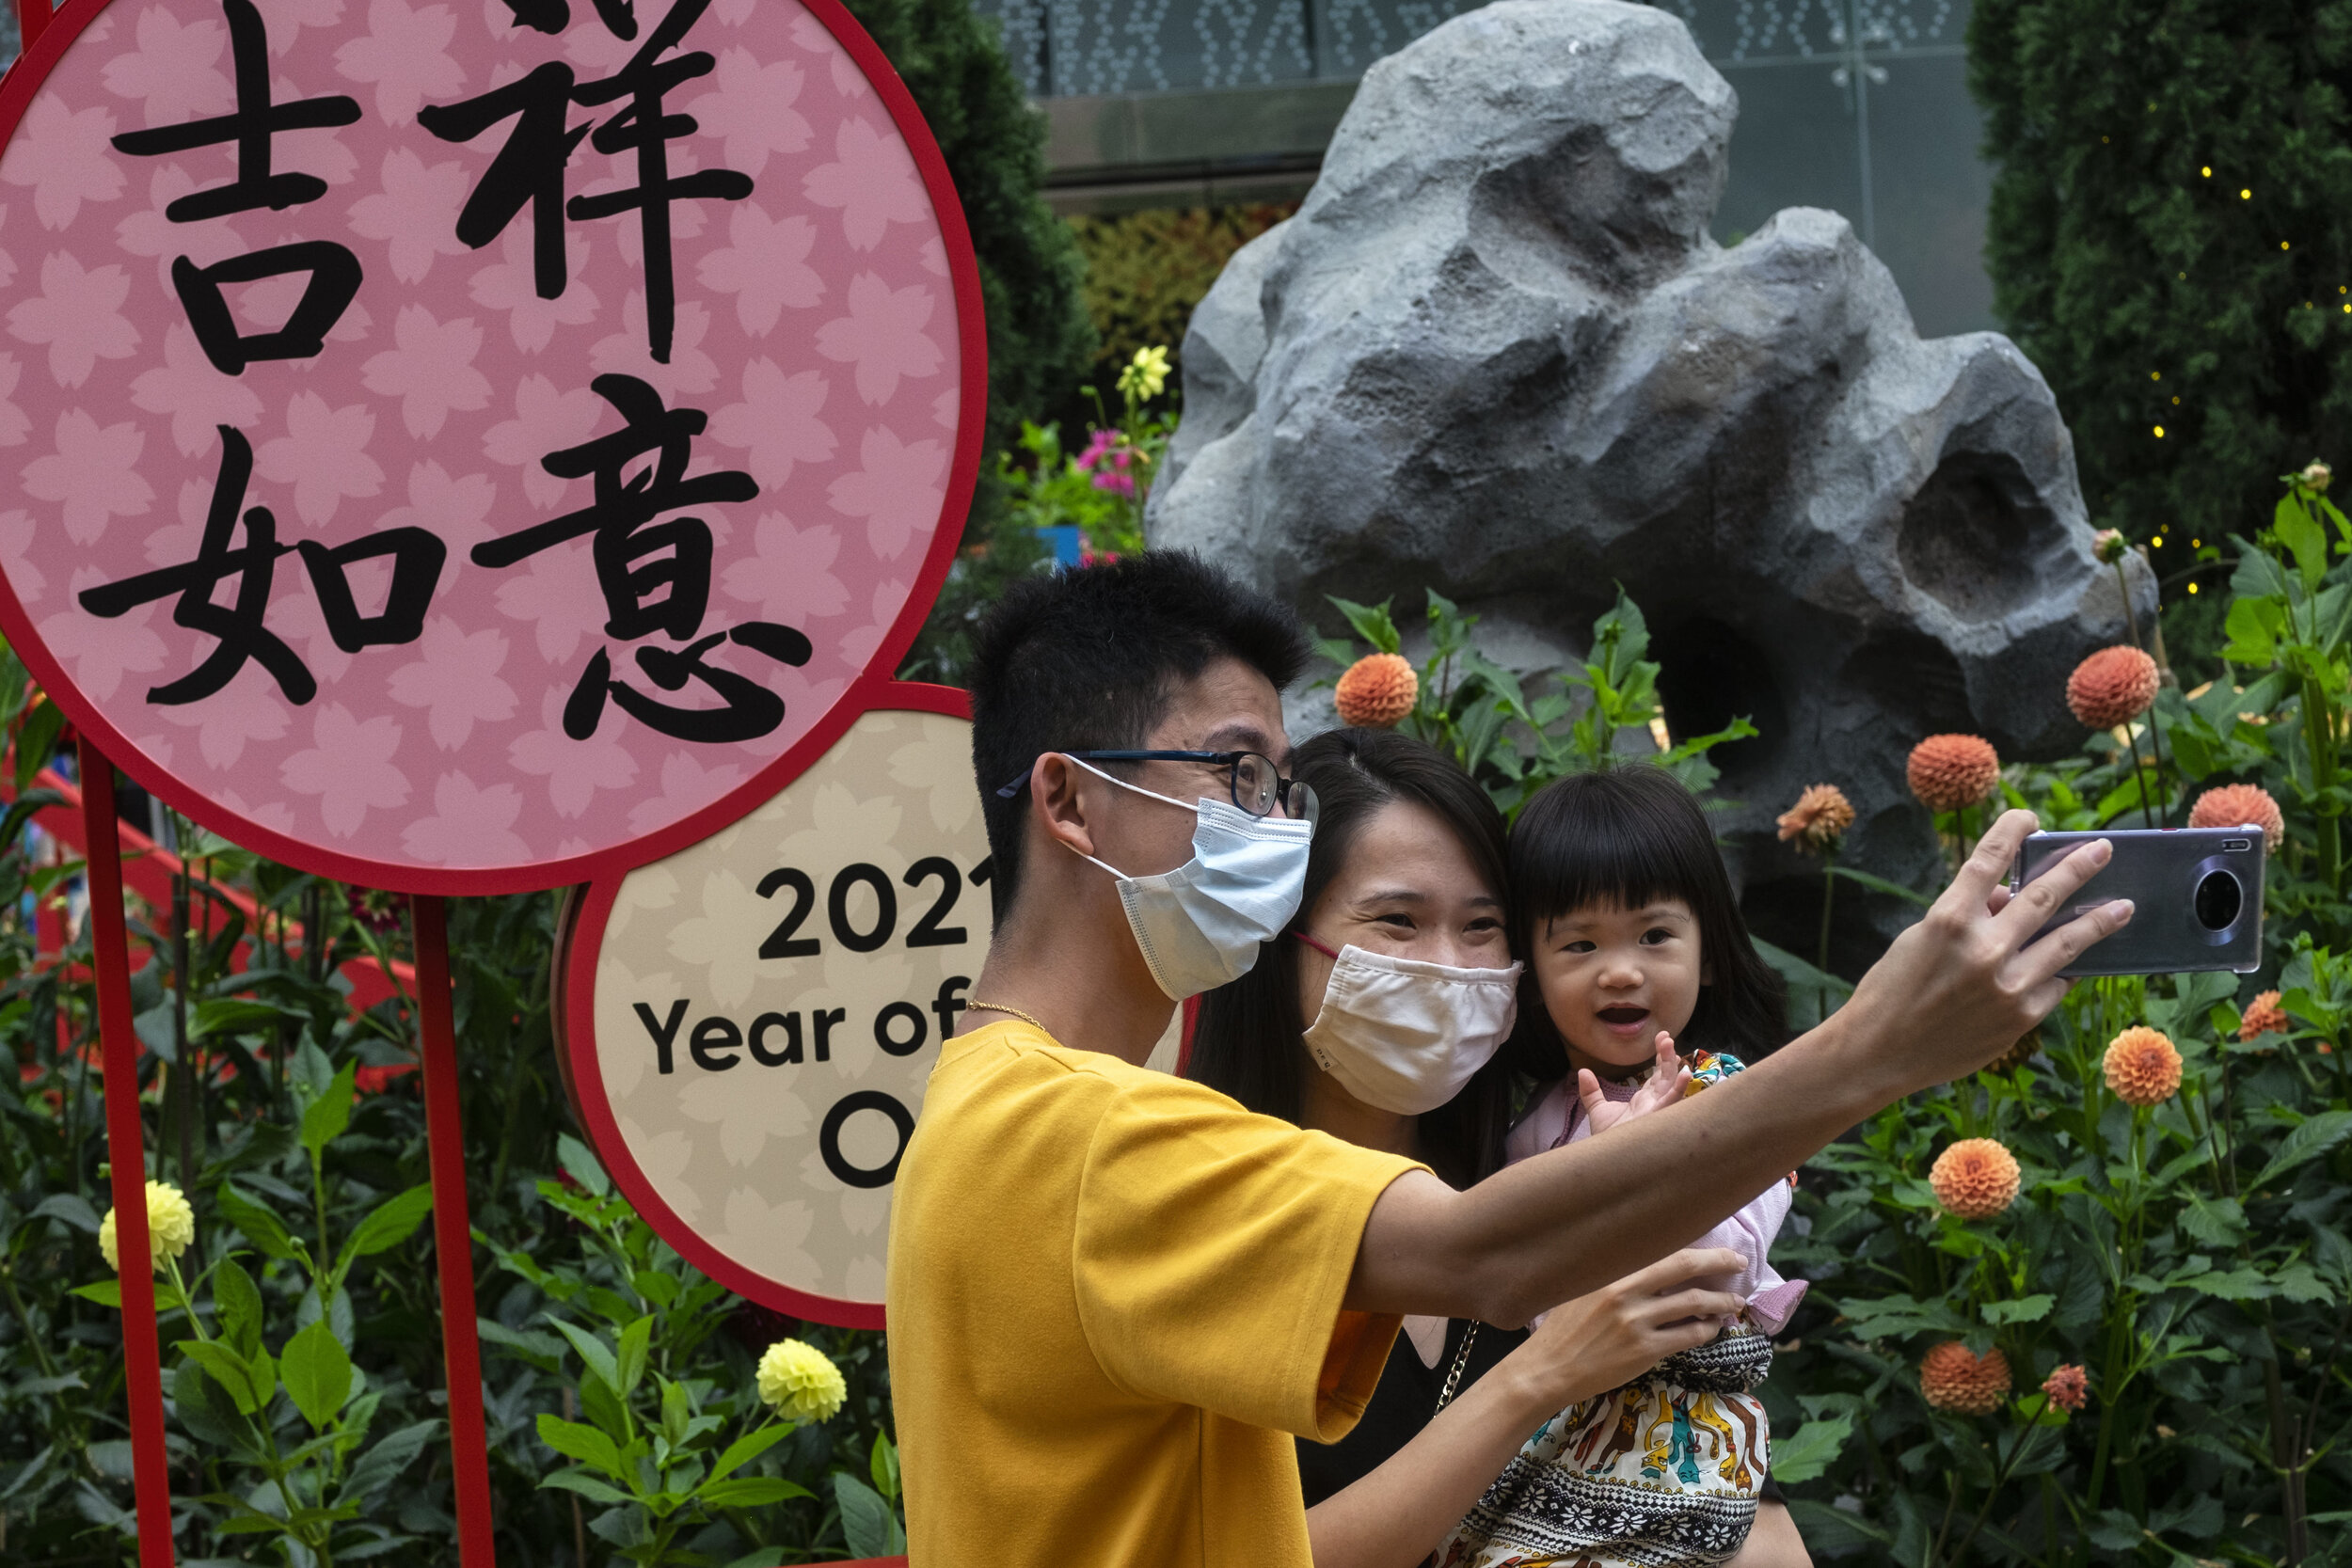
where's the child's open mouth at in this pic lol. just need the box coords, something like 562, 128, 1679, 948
1596, 1005, 1650, 1031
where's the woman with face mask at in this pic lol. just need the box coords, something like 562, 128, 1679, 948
1189, 729, 1756, 1568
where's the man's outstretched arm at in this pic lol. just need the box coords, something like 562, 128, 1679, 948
1346, 810, 2133, 1324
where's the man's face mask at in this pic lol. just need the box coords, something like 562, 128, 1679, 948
1060, 756, 1314, 1000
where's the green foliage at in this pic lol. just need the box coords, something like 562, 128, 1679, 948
474, 1138, 899, 1565
1783, 465, 2352, 1560
1062, 204, 1294, 398
1967, 0, 2352, 590
841, 0, 1098, 686
1314, 587, 1755, 816
0, 652, 898, 1562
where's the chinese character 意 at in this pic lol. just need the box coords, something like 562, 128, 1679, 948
471, 374, 810, 743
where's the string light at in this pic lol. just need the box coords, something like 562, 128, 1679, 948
2155, 425, 2168, 437
2201, 166, 2212, 177
2151, 371, 2162, 381
2188, 582, 2200, 594
2172, 396, 2180, 404
2243, 188, 2253, 198
2192, 539, 2201, 548
2284, 241, 2293, 250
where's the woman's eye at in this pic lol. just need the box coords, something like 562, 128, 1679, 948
1375, 913, 1415, 930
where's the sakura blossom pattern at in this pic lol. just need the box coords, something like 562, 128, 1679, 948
585, 707, 986, 1316
0, 0, 967, 884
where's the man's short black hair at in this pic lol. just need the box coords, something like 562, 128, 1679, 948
969, 551, 1311, 921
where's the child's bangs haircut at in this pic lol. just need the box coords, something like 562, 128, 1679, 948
1506, 765, 1788, 1067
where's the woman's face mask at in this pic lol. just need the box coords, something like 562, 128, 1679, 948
1299, 936, 1521, 1116
1063, 757, 1313, 1001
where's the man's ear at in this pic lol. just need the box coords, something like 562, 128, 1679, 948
1029, 752, 1099, 861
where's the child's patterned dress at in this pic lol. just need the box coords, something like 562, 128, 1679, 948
1434, 1055, 1806, 1568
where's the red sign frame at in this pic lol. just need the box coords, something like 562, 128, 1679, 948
0, 0, 986, 898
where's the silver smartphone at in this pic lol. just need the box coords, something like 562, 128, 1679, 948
2011, 827, 2265, 977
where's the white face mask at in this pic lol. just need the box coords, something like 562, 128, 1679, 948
1300, 939, 1522, 1116
1065, 757, 1314, 1001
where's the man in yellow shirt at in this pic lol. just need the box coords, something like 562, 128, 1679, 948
887, 553, 2129, 1566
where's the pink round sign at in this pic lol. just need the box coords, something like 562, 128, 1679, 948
0, 0, 981, 893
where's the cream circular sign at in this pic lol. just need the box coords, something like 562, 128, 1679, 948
559, 682, 984, 1324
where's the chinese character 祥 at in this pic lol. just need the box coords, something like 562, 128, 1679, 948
78, 426, 447, 706
420, 0, 753, 365
470, 373, 810, 743
109, 0, 365, 375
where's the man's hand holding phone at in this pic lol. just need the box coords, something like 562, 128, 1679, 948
1837, 809, 2134, 1099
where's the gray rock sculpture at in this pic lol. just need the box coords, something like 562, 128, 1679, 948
1146, 0, 2157, 966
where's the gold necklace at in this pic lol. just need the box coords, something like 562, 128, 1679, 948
965, 1000, 1050, 1034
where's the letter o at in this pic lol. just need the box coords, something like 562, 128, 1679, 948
874, 1001, 928, 1057
819, 1091, 915, 1190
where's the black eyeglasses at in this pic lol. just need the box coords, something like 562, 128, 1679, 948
995, 751, 1319, 823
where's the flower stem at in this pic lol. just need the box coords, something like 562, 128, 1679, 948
1817, 850, 1837, 974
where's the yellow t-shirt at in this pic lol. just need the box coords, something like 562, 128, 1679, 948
886, 1019, 1422, 1566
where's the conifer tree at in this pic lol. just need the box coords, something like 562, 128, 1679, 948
842, 0, 1096, 679
1970, 2, 2352, 568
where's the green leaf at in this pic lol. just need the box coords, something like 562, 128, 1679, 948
614, 1315, 654, 1400
281, 1317, 352, 1429
536, 1413, 627, 1480
180, 1339, 271, 1416
1326, 595, 1401, 656
340, 1419, 439, 1502
557, 1133, 612, 1198
1826, 865, 1935, 908
300, 1062, 358, 1156
1762, 1413, 1851, 1486
699, 1477, 813, 1507
215, 1182, 299, 1262
214, 1259, 263, 1361
707, 1423, 792, 1485
339, 1185, 433, 1269
2223, 594, 2283, 667
870, 1430, 900, 1502
2249, 1109, 2352, 1192
172, 1359, 257, 1451
2180, 1193, 2249, 1248
834, 1470, 905, 1559
1983, 1294, 2054, 1326
541, 1467, 636, 1505
72, 1280, 122, 1308
545, 1317, 623, 1396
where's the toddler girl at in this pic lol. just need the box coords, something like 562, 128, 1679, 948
1438, 765, 1809, 1568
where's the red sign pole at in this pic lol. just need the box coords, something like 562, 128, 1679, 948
80, 736, 179, 1568
414, 895, 498, 1567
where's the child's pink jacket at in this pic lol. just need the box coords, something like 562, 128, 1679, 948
1505, 1073, 1809, 1333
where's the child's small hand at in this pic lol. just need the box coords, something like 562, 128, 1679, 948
1577, 1031, 1692, 1135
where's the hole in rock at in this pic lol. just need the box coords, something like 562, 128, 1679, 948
1897, 452, 2067, 622
1653, 617, 1785, 784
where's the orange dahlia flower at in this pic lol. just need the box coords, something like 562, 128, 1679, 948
1920, 1342, 2011, 1415
1931, 1138, 2022, 1220
1907, 735, 2001, 814
2240, 990, 2290, 1042
2066, 645, 2160, 730
1335, 653, 1418, 728
1777, 784, 1855, 854
2042, 1363, 2089, 1412
2188, 782, 2284, 854
2103, 1025, 2184, 1106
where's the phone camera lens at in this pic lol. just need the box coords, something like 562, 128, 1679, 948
2195, 869, 2243, 931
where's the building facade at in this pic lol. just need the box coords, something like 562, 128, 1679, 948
977, 0, 1995, 337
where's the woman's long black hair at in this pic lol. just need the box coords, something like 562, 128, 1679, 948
1502, 764, 1788, 1082
1187, 727, 1518, 1189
